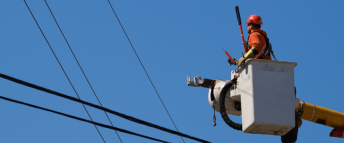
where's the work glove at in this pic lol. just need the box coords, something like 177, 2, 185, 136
237, 47, 257, 67
237, 57, 246, 67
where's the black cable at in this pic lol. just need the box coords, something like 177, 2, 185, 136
43, 0, 123, 142
219, 79, 242, 131
0, 73, 210, 143
23, 1, 106, 142
106, 1, 186, 143
0, 95, 168, 143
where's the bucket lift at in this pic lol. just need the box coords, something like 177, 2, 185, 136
188, 59, 344, 142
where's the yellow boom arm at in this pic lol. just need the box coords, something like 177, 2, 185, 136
296, 101, 344, 138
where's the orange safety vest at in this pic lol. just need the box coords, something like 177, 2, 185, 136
247, 29, 271, 60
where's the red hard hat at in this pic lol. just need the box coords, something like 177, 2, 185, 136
246, 15, 263, 25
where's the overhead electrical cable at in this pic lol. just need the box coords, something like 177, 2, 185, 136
106, 1, 186, 142
43, 0, 123, 142
0, 95, 168, 143
0, 73, 211, 143
23, 1, 106, 142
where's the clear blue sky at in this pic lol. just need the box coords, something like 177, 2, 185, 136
1, 0, 344, 143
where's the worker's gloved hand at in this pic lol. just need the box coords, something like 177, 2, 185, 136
237, 57, 246, 67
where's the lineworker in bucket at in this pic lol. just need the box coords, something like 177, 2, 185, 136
237, 15, 275, 67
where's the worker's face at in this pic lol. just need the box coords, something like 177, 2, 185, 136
247, 24, 252, 34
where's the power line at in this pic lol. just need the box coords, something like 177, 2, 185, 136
0, 95, 168, 143
43, 0, 123, 142
106, 1, 186, 142
23, 1, 106, 142
0, 73, 211, 143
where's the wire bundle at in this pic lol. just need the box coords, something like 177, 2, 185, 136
15, 0, 210, 142
0, 73, 210, 143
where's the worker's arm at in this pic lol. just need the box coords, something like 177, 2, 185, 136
245, 33, 264, 58
243, 46, 260, 59
238, 33, 265, 66
237, 34, 262, 66
249, 33, 264, 51
237, 47, 259, 66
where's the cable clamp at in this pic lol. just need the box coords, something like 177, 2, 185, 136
310, 105, 317, 121
296, 100, 305, 117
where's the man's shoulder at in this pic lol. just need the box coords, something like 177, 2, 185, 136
252, 29, 267, 36
249, 29, 267, 42
249, 32, 263, 39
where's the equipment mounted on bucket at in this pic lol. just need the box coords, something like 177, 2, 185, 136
235, 6, 247, 54
222, 48, 237, 65
187, 75, 215, 88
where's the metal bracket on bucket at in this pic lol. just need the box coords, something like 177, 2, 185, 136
187, 75, 215, 88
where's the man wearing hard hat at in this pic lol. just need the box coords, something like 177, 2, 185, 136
237, 15, 273, 66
